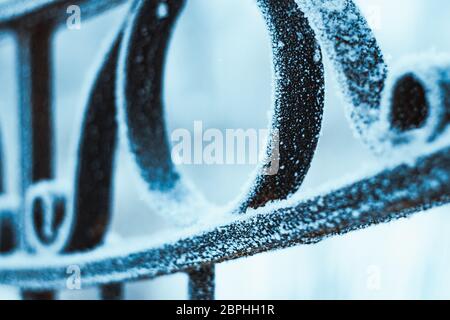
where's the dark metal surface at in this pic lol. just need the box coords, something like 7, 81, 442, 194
16, 23, 54, 188
16, 19, 57, 300
0, 146, 448, 290
119, 0, 325, 213
0, 133, 16, 254
0, 211, 16, 254
0, 0, 128, 299
66, 31, 122, 253
188, 265, 215, 300
0, 0, 448, 300
0, 0, 128, 29
22, 290, 56, 300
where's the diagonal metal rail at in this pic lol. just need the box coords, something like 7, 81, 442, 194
0, 145, 447, 290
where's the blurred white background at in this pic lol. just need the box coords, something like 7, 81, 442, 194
0, 0, 450, 299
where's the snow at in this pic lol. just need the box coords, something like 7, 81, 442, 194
379, 53, 450, 153
117, 0, 326, 225
0, 142, 447, 290
114, 0, 450, 232
117, 0, 215, 226
296, 0, 387, 152
296, 0, 450, 160
0, 0, 449, 297
157, 2, 169, 19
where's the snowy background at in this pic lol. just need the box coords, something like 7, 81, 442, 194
0, 0, 450, 299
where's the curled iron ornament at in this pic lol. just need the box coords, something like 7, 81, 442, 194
381, 57, 450, 149
117, 0, 450, 226
24, 182, 68, 253
118, 0, 325, 224
300, 0, 450, 152
118, 0, 386, 224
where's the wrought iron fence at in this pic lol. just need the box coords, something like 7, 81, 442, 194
0, 0, 448, 300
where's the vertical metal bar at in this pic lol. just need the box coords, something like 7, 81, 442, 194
0, 131, 4, 194
22, 291, 56, 300
0, 131, 16, 254
188, 265, 215, 300
100, 283, 124, 300
16, 23, 54, 193
0, 213, 16, 253
16, 21, 56, 300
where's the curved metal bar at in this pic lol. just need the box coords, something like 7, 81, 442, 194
0, 145, 447, 290
118, 0, 325, 223
188, 265, 215, 300
0, 213, 16, 254
299, 0, 450, 153
119, 0, 186, 193
64, 32, 123, 252
24, 182, 69, 253
237, 0, 324, 211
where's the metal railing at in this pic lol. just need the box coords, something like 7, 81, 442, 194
0, 0, 449, 300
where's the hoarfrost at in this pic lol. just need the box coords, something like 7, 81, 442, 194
296, 0, 387, 150
113, 0, 450, 228
379, 53, 450, 154
0, 143, 447, 290
118, 0, 325, 224
0, 0, 448, 291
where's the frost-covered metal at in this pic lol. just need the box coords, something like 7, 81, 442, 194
0, 0, 448, 300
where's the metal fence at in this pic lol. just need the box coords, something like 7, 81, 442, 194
0, 0, 449, 300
